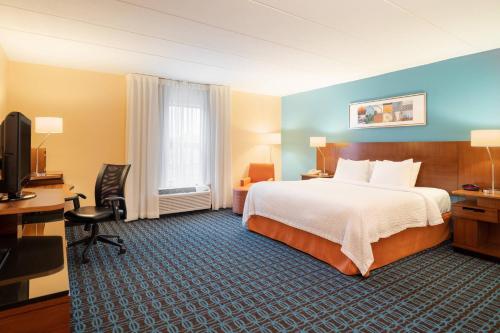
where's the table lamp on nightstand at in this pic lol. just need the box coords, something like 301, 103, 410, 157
263, 132, 281, 163
310, 136, 327, 176
471, 129, 500, 195
35, 117, 63, 176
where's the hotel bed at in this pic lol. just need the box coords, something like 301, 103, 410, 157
242, 178, 451, 277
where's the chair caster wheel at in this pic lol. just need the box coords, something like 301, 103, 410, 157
117, 238, 124, 244
118, 248, 126, 255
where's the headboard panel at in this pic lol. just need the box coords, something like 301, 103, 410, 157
317, 141, 500, 193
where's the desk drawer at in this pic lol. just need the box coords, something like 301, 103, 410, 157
452, 204, 498, 223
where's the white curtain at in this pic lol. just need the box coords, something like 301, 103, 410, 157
208, 85, 232, 209
159, 80, 209, 189
125, 74, 161, 220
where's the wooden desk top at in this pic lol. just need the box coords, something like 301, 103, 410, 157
0, 188, 65, 216
452, 189, 500, 200
27, 184, 73, 196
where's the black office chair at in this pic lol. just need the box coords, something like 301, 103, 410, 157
65, 164, 131, 263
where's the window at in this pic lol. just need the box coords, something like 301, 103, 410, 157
159, 80, 209, 189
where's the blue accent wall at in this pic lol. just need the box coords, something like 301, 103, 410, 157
282, 49, 500, 180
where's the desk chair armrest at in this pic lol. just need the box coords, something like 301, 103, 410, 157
64, 193, 87, 209
103, 196, 126, 222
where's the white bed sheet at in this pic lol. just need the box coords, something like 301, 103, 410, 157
242, 179, 450, 275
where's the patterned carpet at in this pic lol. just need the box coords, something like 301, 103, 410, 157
66, 209, 500, 333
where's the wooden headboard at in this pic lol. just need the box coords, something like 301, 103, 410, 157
317, 141, 500, 193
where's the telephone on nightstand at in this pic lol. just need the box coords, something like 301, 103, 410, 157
306, 169, 321, 175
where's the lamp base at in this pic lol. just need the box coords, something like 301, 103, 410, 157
482, 189, 498, 195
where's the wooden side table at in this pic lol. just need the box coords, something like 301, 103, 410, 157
233, 186, 249, 215
301, 174, 333, 180
451, 189, 500, 259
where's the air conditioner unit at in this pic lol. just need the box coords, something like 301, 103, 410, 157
158, 186, 211, 215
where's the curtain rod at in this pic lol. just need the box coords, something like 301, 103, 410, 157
131, 73, 226, 87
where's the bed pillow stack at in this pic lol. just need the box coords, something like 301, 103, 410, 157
334, 158, 421, 187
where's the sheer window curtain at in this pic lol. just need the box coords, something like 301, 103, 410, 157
125, 74, 161, 220
159, 80, 209, 189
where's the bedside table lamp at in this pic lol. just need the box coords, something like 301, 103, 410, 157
263, 132, 281, 163
35, 117, 63, 176
310, 136, 327, 176
471, 129, 500, 195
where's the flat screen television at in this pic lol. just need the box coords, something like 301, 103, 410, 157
0, 112, 35, 201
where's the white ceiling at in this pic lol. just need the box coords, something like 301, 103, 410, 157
0, 0, 498, 96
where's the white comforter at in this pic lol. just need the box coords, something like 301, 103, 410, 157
242, 179, 448, 276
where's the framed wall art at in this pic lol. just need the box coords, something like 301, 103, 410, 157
349, 93, 426, 129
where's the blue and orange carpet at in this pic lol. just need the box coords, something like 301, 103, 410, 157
67, 209, 499, 332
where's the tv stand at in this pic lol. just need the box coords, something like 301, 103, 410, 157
0, 191, 37, 202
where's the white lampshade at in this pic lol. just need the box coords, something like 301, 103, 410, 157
471, 130, 500, 147
309, 136, 326, 148
35, 117, 63, 134
263, 132, 281, 145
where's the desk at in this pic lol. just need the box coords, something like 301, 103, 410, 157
0, 186, 70, 333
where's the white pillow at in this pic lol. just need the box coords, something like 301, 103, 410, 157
410, 161, 422, 187
369, 159, 414, 187
334, 158, 370, 182
368, 160, 421, 186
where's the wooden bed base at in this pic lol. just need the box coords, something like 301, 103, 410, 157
247, 212, 451, 276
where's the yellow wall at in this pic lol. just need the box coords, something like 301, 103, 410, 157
231, 91, 281, 186
0, 46, 7, 118
7, 62, 126, 204
5, 61, 281, 204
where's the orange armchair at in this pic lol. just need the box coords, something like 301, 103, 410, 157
233, 163, 275, 214
240, 163, 275, 187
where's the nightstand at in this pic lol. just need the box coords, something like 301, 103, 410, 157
451, 189, 500, 259
301, 174, 333, 180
